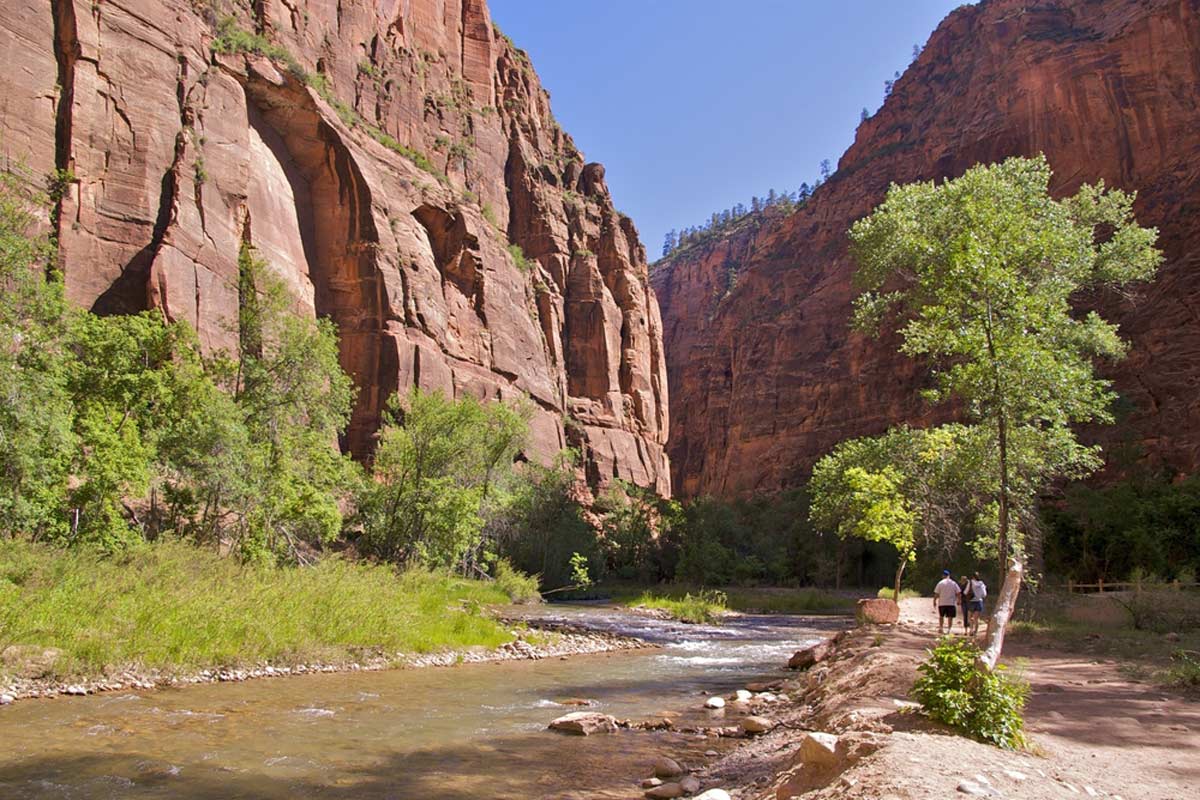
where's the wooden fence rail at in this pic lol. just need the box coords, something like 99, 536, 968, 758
1059, 580, 1200, 594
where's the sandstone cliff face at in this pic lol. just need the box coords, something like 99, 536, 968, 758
652, 0, 1200, 498
0, 0, 669, 493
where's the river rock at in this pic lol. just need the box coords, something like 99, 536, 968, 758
788, 641, 830, 670
856, 598, 900, 625
741, 716, 773, 735
556, 697, 596, 707
799, 732, 840, 767
653, 757, 683, 778
680, 774, 701, 794
0, 693, 13, 705
548, 711, 618, 735
642, 778, 663, 788
695, 791, 731, 800
733, 689, 753, 702
704, 696, 725, 709
645, 782, 685, 799
746, 680, 780, 692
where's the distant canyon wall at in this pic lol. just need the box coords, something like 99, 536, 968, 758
0, 0, 670, 493
652, 0, 1200, 498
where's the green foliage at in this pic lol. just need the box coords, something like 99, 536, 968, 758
850, 155, 1162, 571
1166, 649, 1200, 692
481, 203, 500, 229
0, 539, 514, 679
595, 481, 668, 582
569, 552, 592, 589
211, 16, 304, 77
492, 557, 541, 603
631, 588, 728, 624
490, 451, 603, 591
358, 388, 529, 569
1042, 472, 1200, 583
912, 637, 1028, 748
507, 242, 532, 271
878, 586, 922, 600
0, 173, 73, 540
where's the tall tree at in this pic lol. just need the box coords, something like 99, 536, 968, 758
849, 155, 1161, 667
819, 159, 832, 182
662, 229, 677, 258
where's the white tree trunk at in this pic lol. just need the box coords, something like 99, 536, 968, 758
977, 557, 1023, 671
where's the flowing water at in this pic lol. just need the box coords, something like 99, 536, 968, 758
0, 605, 846, 799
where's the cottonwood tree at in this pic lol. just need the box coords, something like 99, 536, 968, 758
848, 155, 1161, 667
811, 424, 991, 601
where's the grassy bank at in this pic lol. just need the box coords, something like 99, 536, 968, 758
612, 584, 853, 622
0, 540, 517, 681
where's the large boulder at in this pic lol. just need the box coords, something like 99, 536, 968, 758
856, 598, 899, 625
548, 711, 618, 735
798, 732, 840, 768
787, 641, 830, 670
741, 716, 774, 735
653, 757, 683, 778
645, 782, 684, 799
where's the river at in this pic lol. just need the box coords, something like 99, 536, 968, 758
0, 605, 845, 799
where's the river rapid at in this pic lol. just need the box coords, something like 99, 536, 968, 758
0, 605, 846, 799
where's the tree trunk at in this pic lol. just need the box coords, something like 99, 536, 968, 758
996, 412, 1009, 574
894, 558, 907, 601
977, 556, 1022, 670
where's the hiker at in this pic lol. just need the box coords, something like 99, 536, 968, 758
960, 575, 972, 633
933, 569, 961, 635
968, 572, 987, 635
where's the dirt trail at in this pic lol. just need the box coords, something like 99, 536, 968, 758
701, 599, 1198, 800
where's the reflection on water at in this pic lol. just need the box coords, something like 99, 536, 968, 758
0, 605, 845, 799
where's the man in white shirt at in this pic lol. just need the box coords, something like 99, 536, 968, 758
933, 569, 962, 635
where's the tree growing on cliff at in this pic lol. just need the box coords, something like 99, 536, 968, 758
848, 154, 1162, 667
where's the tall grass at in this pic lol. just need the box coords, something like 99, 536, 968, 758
629, 589, 728, 624
0, 540, 514, 680
611, 584, 852, 618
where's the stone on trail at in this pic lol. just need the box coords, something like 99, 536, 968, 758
957, 779, 1000, 797
799, 731, 840, 767
645, 782, 684, 799
548, 711, 618, 735
856, 598, 899, 624
653, 757, 683, 778
787, 641, 830, 670
704, 696, 725, 709
740, 715, 773, 735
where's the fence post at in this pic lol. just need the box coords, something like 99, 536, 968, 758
1098, 578, 1104, 594
1068, 579, 1074, 594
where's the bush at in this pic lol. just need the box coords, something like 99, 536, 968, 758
632, 589, 728, 624
1112, 589, 1200, 633
877, 586, 922, 600
911, 637, 1028, 749
493, 558, 541, 604
1166, 649, 1200, 692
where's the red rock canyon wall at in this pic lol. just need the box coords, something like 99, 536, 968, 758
652, 0, 1200, 498
0, 0, 670, 493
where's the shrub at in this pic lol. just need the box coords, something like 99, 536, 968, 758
493, 558, 541, 604
632, 589, 728, 624
1166, 649, 1200, 692
507, 242, 532, 272
911, 637, 1028, 748
877, 586, 922, 600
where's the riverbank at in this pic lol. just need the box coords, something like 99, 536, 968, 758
693, 598, 1199, 799
0, 540, 648, 706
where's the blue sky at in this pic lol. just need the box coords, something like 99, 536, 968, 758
488, 1, 968, 259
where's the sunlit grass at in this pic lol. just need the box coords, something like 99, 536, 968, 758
0, 540, 515, 680
610, 583, 852, 621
